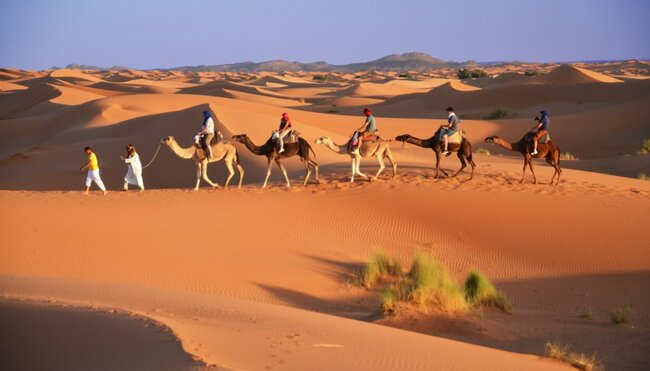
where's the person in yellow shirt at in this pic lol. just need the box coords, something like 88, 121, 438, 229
80, 146, 107, 195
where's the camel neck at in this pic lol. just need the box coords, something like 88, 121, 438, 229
406, 136, 434, 148
494, 138, 517, 152
324, 139, 348, 154
242, 137, 265, 156
167, 140, 195, 159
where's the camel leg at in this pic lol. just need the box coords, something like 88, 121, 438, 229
385, 149, 397, 179
373, 154, 386, 180
194, 163, 202, 190
236, 164, 245, 189
468, 155, 475, 180
201, 160, 220, 189
434, 151, 441, 178
528, 158, 537, 184
550, 161, 561, 186
302, 160, 312, 186
355, 155, 368, 180
452, 152, 466, 178
350, 158, 356, 182
276, 159, 291, 188
311, 161, 319, 183
262, 158, 273, 188
520, 158, 528, 183
224, 158, 235, 190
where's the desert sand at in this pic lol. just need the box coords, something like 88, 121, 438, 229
1, 63, 649, 370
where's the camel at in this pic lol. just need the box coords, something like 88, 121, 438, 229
395, 128, 475, 180
160, 136, 244, 190
314, 136, 396, 182
484, 134, 562, 185
231, 134, 318, 188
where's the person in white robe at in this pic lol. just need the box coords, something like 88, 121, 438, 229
121, 144, 144, 191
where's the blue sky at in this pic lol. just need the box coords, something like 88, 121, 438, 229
1, 0, 648, 70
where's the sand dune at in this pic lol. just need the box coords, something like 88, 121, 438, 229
1, 63, 649, 370
541, 65, 623, 84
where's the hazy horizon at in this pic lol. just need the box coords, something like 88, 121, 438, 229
1, 0, 649, 70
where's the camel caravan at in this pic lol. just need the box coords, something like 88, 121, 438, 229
82, 108, 563, 193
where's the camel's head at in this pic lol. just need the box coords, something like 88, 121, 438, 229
394, 134, 411, 142
484, 136, 499, 144
314, 136, 330, 145
231, 134, 247, 143
160, 136, 175, 145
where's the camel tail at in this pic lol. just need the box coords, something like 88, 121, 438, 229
309, 144, 316, 159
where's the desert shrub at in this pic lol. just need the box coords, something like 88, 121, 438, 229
525, 70, 543, 77
560, 152, 579, 160
546, 342, 602, 371
380, 286, 396, 313
475, 148, 491, 155
398, 72, 414, 79
405, 253, 469, 313
610, 305, 631, 324
578, 306, 593, 320
638, 173, 649, 181
464, 270, 511, 312
484, 108, 509, 120
361, 252, 402, 288
457, 68, 488, 79
357, 252, 512, 315
313, 75, 328, 81
639, 138, 650, 154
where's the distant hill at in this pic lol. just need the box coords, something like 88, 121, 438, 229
169, 52, 464, 72
58, 53, 650, 74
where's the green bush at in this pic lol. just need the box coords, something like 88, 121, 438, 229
484, 108, 509, 120
361, 252, 402, 288
398, 72, 414, 79
458, 68, 488, 79
610, 305, 631, 324
639, 138, 650, 154
464, 270, 511, 312
380, 286, 396, 313
313, 75, 328, 81
524, 70, 543, 77
405, 253, 469, 313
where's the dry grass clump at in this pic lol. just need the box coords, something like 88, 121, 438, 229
359, 252, 509, 315
609, 305, 631, 324
484, 108, 509, 120
464, 270, 511, 312
545, 342, 602, 371
638, 173, 649, 181
361, 252, 402, 289
560, 151, 579, 160
578, 306, 593, 320
475, 147, 491, 155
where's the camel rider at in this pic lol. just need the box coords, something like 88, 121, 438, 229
351, 108, 377, 155
199, 110, 215, 159
277, 112, 292, 153
530, 110, 550, 155
441, 106, 459, 155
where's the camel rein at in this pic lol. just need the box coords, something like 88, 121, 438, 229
142, 143, 162, 170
